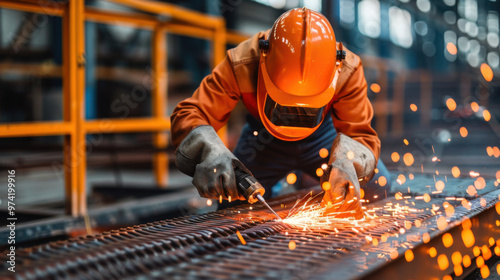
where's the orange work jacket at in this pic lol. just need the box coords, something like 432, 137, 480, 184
170, 30, 381, 162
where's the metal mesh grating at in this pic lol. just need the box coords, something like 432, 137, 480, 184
2, 186, 496, 280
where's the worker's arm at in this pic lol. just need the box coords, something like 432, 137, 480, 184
170, 54, 241, 148
330, 61, 380, 161
171, 54, 247, 201
321, 60, 379, 219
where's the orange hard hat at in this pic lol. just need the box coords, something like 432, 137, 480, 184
257, 7, 345, 141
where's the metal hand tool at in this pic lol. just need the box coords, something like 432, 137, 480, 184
234, 167, 282, 221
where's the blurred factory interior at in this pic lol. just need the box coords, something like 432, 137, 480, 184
0, 0, 499, 279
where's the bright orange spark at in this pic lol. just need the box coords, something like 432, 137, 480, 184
477, 256, 485, 267
446, 98, 457, 111
494, 147, 500, 158
459, 127, 468, 137
483, 245, 492, 260
316, 168, 324, 177
471, 102, 479, 112
463, 255, 471, 267
390, 250, 399, 259
474, 177, 486, 190
451, 251, 462, 265
423, 232, 431, 243
287, 173, 297, 184
435, 181, 445, 191
397, 174, 406, 185
438, 254, 449, 270
446, 42, 457, 55
481, 265, 490, 278
462, 229, 475, 248
378, 176, 387, 186
405, 250, 414, 262
443, 233, 453, 247
391, 152, 400, 162
480, 63, 494, 82
483, 110, 491, 121
445, 205, 455, 217
319, 148, 329, 158
410, 104, 418, 112
467, 185, 477, 196
236, 230, 246, 245
403, 153, 414, 166
474, 246, 481, 257
370, 83, 381, 93
428, 247, 437, 257
437, 216, 448, 230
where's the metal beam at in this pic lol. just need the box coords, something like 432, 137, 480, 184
105, 0, 221, 28
85, 7, 157, 28
84, 118, 171, 134
0, 122, 72, 137
0, 0, 64, 16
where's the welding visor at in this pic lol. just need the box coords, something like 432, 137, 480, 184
263, 94, 325, 128
257, 57, 341, 141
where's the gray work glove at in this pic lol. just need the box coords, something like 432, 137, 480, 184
175, 125, 248, 201
320, 133, 376, 219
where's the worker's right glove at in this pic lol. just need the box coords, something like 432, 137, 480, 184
320, 133, 376, 219
175, 125, 248, 201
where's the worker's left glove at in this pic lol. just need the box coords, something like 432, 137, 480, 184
175, 125, 248, 201
320, 133, 376, 219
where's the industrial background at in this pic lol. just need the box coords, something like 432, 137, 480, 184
0, 0, 499, 279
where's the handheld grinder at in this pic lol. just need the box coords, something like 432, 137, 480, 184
234, 167, 282, 221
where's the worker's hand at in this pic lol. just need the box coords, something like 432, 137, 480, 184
319, 133, 377, 220
192, 153, 247, 201
320, 160, 363, 219
175, 126, 246, 201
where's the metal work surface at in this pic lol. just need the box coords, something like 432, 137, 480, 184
1, 176, 499, 279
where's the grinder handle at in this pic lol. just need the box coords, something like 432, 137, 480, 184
234, 167, 265, 204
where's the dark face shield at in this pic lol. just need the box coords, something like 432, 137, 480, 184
263, 94, 325, 128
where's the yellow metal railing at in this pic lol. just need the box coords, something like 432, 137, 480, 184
0, 0, 249, 216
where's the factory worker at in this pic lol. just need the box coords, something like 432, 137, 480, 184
171, 8, 391, 219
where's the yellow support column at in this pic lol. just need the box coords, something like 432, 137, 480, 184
152, 26, 168, 187
63, 0, 86, 216
213, 20, 228, 145
62, 5, 77, 216
76, 0, 87, 216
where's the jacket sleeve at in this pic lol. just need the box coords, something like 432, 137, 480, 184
170, 54, 241, 148
330, 61, 381, 162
